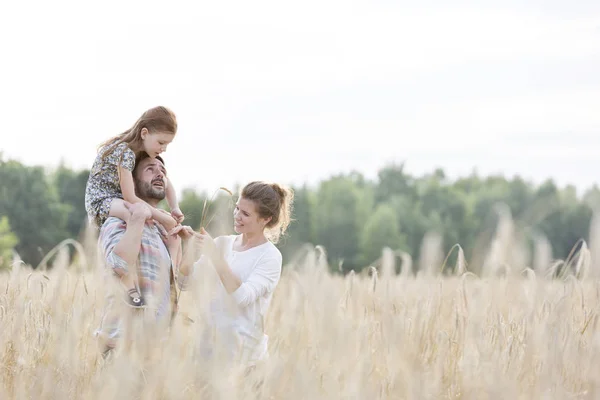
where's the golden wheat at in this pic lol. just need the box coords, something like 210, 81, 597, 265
0, 251, 600, 399
0, 210, 599, 399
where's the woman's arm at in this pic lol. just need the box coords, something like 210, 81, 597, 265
211, 252, 243, 294
210, 253, 281, 307
198, 230, 282, 307
229, 256, 281, 307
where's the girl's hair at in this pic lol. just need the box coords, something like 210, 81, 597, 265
99, 106, 177, 159
241, 181, 294, 243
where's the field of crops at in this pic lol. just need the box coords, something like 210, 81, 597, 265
1, 222, 600, 399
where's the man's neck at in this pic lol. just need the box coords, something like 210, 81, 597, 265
145, 199, 159, 208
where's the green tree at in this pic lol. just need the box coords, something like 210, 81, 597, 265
278, 184, 316, 259
0, 216, 18, 269
374, 162, 417, 204
387, 195, 430, 260
179, 188, 207, 230
314, 174, 371, 272
179, 188, 234, 237
583, 186, 600, 211
0, 156, 68, 266
1, 151, 595, 274
53, 163, 89, 239
533, 182, 593, 259
416, 172, 470, 255
360, 203, 407, 265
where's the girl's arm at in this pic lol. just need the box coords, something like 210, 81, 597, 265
166, 178, 179, 211
166, 178, 184, 223
118, 167, 145, 205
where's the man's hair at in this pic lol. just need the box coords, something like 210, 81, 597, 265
133, 152, 165, 176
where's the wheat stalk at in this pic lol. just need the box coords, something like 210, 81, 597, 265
198, 187, 234, 231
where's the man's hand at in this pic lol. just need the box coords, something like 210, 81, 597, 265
166, 225, 182, 249
168, 225, 196, 240
168, 226, 217, 265
125, 201, 152, 222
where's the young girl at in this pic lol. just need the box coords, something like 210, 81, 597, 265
85, 106, 184, 231
85, 106, 184, 306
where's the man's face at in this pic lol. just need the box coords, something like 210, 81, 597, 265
134, 157, 168, 202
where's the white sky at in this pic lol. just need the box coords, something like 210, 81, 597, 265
1, 0, 599, 196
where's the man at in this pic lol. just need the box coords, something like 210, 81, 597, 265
95, 153, 192, 355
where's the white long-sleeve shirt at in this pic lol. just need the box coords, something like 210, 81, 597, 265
198, 235, 282, 364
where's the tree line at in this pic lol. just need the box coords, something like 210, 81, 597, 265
1, 153, 598, 273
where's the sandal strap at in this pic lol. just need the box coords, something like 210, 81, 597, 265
127, 288, 143, 305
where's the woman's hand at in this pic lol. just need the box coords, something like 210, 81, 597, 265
197, 227, 218, 261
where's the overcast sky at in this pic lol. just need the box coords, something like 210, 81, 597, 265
1, 0, 599, 195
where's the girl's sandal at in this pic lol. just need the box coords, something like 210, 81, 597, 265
125, 288, 146, 308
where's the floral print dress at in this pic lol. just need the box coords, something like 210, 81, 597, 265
84, 142, 136, 227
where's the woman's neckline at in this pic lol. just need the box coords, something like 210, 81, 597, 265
231, 235, 270, 253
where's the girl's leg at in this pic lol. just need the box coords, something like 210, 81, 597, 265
107, 198, 145, 308
108, 198, 132, 223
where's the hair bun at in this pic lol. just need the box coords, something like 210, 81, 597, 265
270, 183, 286, 200
241, 181, 294, 244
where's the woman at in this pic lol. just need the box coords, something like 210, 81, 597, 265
177, 181, 293, 365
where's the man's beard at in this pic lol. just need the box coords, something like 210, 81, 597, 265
135, 180, 166, 201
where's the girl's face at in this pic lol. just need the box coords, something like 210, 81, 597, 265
233, 197, 271, 235
141, 129, 175, 158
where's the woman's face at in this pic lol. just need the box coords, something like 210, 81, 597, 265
233, 197, 270, 235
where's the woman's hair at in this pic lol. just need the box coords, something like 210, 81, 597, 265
99, 106, 177, 159
241, 181, 294, 243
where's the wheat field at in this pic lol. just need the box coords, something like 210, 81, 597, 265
1, 215, 600, 399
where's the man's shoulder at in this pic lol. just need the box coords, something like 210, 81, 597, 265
102, 216, 127, 228
101, 217, 161, 234
99, 217, 127, 238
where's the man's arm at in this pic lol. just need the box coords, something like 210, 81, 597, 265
101, 203, 152, 287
